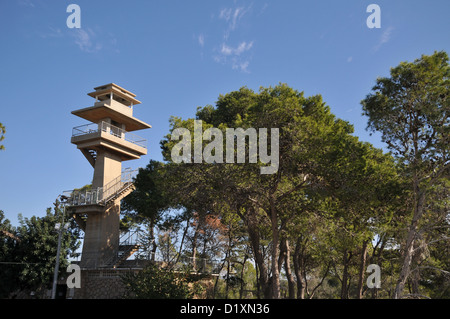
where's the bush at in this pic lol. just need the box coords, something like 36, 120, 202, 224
121, 264, 203, 299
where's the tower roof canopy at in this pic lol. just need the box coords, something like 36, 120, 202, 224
88, 83, 142, 106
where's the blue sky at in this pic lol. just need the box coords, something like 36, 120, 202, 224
0, 0, 449, 226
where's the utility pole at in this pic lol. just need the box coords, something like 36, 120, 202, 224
51, 196, 68, 299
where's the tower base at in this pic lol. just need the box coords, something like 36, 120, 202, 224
79, 201, 121, 268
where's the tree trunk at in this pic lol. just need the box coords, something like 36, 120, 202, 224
225, 257, 231, 299
270, 196, 280, 299
357, 240, 369, 299
149, 221, 157, 261
309, 263, 330, 299
213, 242, 230, 299
239, 254, 248, 299
394, 182, 426, 299
293, 237, 306, 299
340, 250, 352, 299
192, 224, 199, 272
225, 225, 234, 299
283, 238, 296, 299
411, 267, 421, 297
370, 234, 386, 299
246, 206, 269, 298
174, 218, 190, 266
213, 257, 227, 299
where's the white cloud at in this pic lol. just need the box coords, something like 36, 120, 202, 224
17, 0, 35, 7
232, 60, 250, 73
235, 41, 253, 55
230, 7, 246, 30
221, 43, 233, 55
219, 6, 251, 39
38, 24, 117, 54
215, 41, 254, 73
221, 41, 253, 56
380, 26, 394, 44
73, 28, 102, 53
39, 26, 63, 39
219, 8, 233, 21
374, 26, 394, 51
219, 7, 247, 30
210, 5, 262, 72
259, 3, 269, 16
198, 34, 205, 47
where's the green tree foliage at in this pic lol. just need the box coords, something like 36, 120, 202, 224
125, 54, 447, 298
0, 210, 20, 297
122, 160, 172, 260
158, 83, 400, 299
0, 122, 5, 150
122, 160, 171, 226
122, 264, 203, 299
0, 206, 80, 298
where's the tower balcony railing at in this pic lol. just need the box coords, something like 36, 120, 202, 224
62, 188, 102, 206
72, 121, 147, 149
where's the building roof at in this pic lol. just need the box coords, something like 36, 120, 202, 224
87, 83, 142, 106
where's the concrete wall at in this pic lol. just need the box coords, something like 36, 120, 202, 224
71, 268, 139, 299
79, 202, 121, 268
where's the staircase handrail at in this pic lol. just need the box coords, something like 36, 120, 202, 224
120, 228, 142, 246
99, 169, 138, 204
63, 168, 138, 206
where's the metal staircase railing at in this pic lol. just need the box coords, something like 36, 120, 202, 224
103, 228, 142, 268
99, 169, 137, 205
63, 169, 138, 206
119, 228, 141, 246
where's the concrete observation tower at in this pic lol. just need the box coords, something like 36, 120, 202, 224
64, 83, 151, 268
